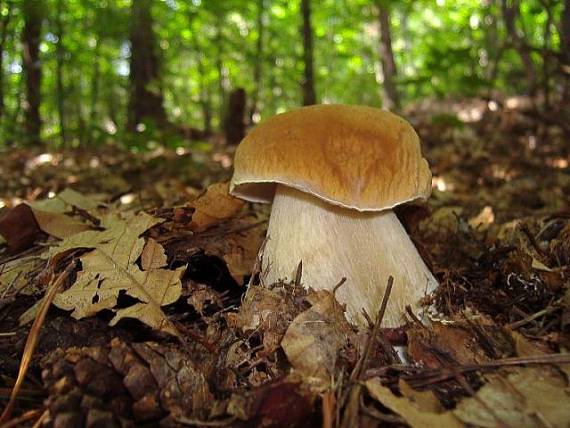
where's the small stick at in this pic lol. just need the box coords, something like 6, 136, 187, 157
294, 261, 303, 288
332, 277, 347, 295
351, 276, 393, 382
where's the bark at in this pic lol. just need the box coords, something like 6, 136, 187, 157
500, 0, 537, 96
88, 36, 101, 144
249, 0, 265, 122
22, 0, 42, 144
301, 0, 316, 105
215, 14, 226, 126
376, 2, 400, 111
127, 0, 167, 131
560, 0, 570, 101
0, 0, 13, 123
55, 0, 67, 145
197, 56, 212, 135
224, 88, 246, 145
539, 0, 554, 108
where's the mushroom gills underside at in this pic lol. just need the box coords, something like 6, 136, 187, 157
262, 184, 438, 327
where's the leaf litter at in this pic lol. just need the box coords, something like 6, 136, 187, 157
0, 102, 569, 427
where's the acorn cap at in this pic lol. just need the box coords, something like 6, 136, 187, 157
230, 104, 432, 212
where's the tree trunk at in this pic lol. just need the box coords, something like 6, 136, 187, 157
301, 0, 316, 105
224, 88, 246, 145
127, 0, 167, 131
500, 0, 537, 96
560, 0, 570, 102
197, 57, 212, 135
55, 0, 67, 145
22, 0, 42, 144
88, 35, 101, 144
0, 0, 13, 124
250, 0, 265, 122
376, 1, 400, 111
215, 13, 226, 127
539, 0, 554, 108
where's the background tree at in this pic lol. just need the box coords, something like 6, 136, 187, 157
375, 0, 400, 111
500, 0, 537, 96
560, 0, 570, 102
127, 0, 167, 131
0, 0, 565, 147
301, 0, 316, 105
0, 0, 13, 124
22, 0, 42, 144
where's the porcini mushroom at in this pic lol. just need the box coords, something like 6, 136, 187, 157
230, 104, 437, 327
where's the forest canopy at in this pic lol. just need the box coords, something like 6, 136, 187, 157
0, 0, 568, 148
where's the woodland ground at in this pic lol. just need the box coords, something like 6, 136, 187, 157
0, 98, 569, 427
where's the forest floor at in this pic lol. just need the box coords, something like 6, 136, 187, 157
0, 98, 569, 427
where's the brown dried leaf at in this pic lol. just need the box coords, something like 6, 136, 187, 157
365, 378, 464, 428
281, 290, 354, 382
189, 182, 245, 232
28, 188, 104, 239
408, 322, 490, 367
453, 368, 570, 427
140, 237, 167, 270
34, 212, 183, 335
0, 203, 45, 252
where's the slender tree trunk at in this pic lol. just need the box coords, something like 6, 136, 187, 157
224, 88, 246, 145
215, 14, 226, 127
197, 56, 212, 135
250, 0, 264, 122
22, 0, 42, 144
55, 0, 67, 145
501, 0, 537, 96
0, 0, 13, 124
301, 0, 316, 105
560, 0, 570, 102
376, 1, 400, 111
127, 0, 167, 131
539, 0, 554, 108
88, 36, 101, 144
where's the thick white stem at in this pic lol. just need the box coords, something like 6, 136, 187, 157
263, 185, 438, 327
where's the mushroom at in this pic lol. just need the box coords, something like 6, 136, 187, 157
230, 104, 437, 327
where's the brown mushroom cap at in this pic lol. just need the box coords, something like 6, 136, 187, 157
230, 104, 432, 212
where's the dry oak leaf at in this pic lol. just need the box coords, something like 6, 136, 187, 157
281, 290, 354, 383
49, 212, 183, 335
189, 182, 245, 232
0, 256, 43, 296
365, 378, 464, 428
453, 368, 570, 427
29, 188, 104, 239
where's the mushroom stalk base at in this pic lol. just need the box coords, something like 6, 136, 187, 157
263, 185, 438, 327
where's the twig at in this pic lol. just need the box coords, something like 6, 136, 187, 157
365, 353, 570, 388
351, 276, 393, 382
294, 261, 303, 288
507, 305, 559, 330
332, 277, 347, 295
0, 408, 44, 428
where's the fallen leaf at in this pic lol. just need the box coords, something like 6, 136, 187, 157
453, 368, 570, 427
23, 212, 184, 335
141, 238, 168, 270
0, 204, 45, 252
365, 378, 464, 428
0, 257, 43, 296
281, 290, 354, 382
189, 182, 245, 232
29, 188, 104, 239
468, 206, 495, 230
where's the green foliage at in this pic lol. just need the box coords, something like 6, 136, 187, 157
0, 0, 563, 148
